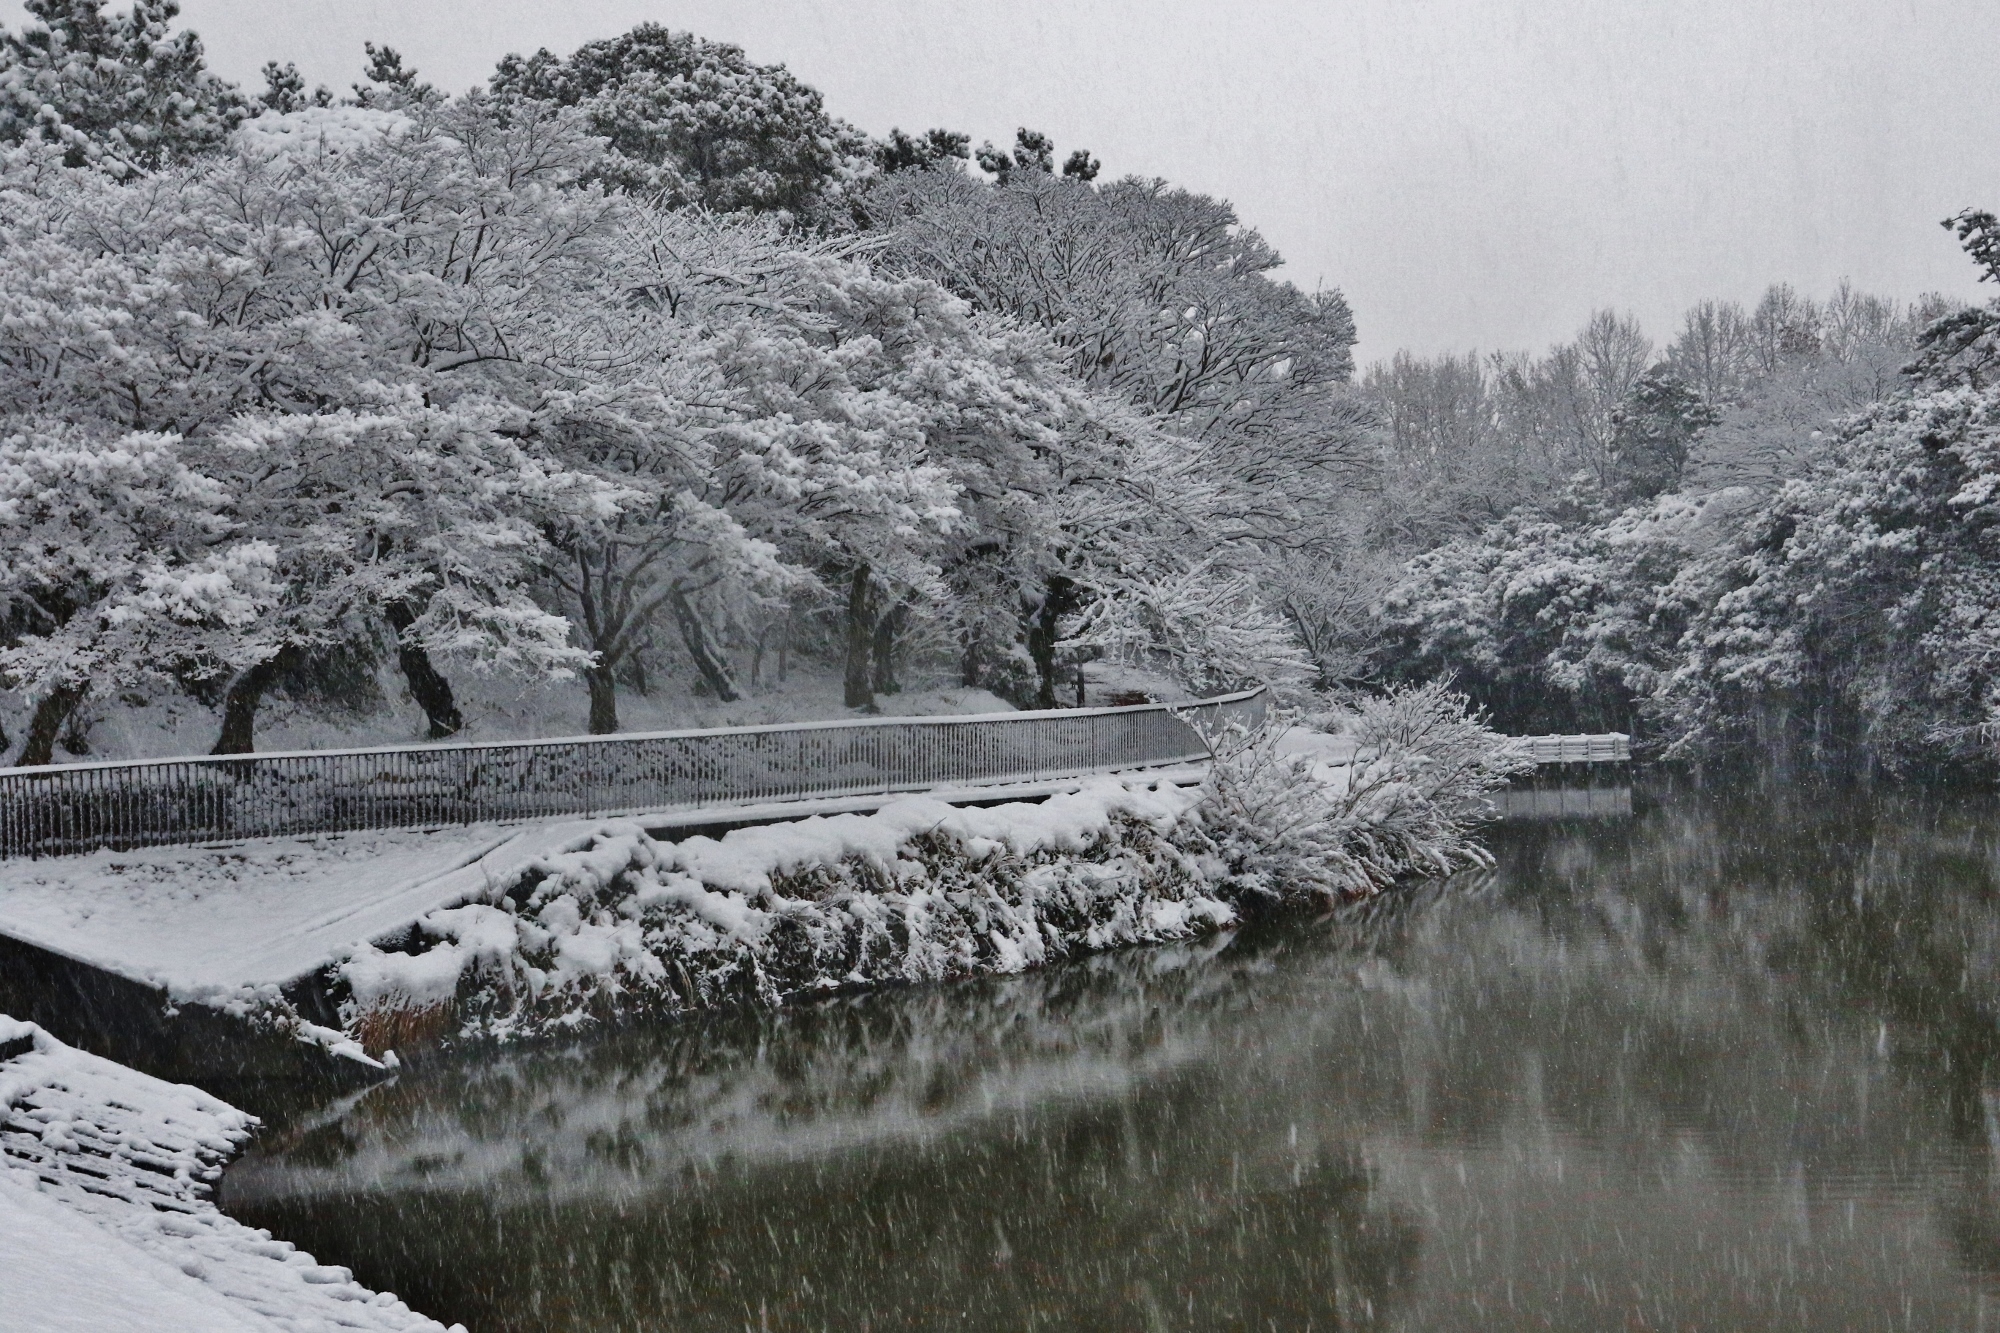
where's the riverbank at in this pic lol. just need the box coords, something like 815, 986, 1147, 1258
0, 692, 1527, 1329
0, 690, 1526, 1067
325, 692, 1529, 1052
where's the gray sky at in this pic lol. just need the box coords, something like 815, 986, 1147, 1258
11, 0, 2000, 364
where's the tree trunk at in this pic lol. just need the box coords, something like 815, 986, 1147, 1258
1025, 598, 1060, 710
14, 682, 87, 767
586, 663, 620, 735
843, 565, 876, 710
1024, 575, 1081, 710
870, 602, 905, 697
670, 588, 742, 703
960, 623, 984, 689
211, 651, 294, 756
385, 601, 463, 740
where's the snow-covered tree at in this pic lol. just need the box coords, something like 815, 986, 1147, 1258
0, 424, 275, 763
1359, 349, 1523, 547
1067, 561, 1314, 699
862, 164, 1373, 699
0, 99, 645, 750
1660, 382, 2000, 775
1606, 370, 1718, 502
489, 24, 872, 218
699, 244, 1067, 711
0, 0, 246, 173
1485, 310, 1653, 495
254, 61, 329, 115
201, 403, 626, 751
1374, 488, 1756, 736
866, 167, 1363, 484
871, 127, 969, 176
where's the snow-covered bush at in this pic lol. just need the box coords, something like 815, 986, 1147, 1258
1185, 681, 1531, 903
337, 782, 1232, 1044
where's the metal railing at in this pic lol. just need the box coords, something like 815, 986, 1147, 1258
0, 688, 1267, 859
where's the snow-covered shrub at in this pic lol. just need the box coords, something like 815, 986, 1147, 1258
337, 782, 1234, 1044
1185, 681, 1531, 904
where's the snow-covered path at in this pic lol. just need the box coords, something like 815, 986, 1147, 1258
0, 1015, 457, 1332
0, 820, 598, 998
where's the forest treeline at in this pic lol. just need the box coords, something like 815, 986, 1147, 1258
1, 1, 1997, 779
1364, 237, 2000, 778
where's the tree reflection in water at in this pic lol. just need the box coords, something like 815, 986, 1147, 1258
226, 779, 2000, 1330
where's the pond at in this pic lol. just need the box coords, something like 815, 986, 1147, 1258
222, 779, 2000, 1330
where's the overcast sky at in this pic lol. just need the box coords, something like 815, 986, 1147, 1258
10, 0, 2000, 364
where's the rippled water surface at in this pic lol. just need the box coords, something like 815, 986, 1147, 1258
224, 781, 2000, 1330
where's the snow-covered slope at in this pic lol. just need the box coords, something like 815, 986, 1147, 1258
0, 821, 597, 997
0, 1015, 457, 1332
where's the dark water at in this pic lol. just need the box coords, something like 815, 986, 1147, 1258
224, 781, 2000, 1330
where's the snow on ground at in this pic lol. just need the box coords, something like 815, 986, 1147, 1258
0, 820, 606, 998
0, 1167, 273, 1333
1274, 725, 1361, 794
0, 660, 1020, 768
1273, 726, 1360, 765
0, 1015, 458, 1332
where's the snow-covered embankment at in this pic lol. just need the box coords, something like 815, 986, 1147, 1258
338, 775, 1230, 1046
0, 1015, 458, 1333
332, 688, 1530, 1049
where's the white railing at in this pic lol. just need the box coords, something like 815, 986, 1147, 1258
0, 689, 1267, 859
1516, 733, 1631, 764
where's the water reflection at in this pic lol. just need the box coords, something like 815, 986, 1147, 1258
1489, 782, 1631, 820
226, 781, 2000, 1330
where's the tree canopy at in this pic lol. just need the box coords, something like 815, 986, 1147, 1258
0, 10, 1365, 761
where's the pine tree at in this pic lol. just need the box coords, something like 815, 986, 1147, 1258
873, 127, 969, 174
0, 0, 246, 173
257, 61, 329, 114
1607, 371, 1719, 502
490, 24, 870, 217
